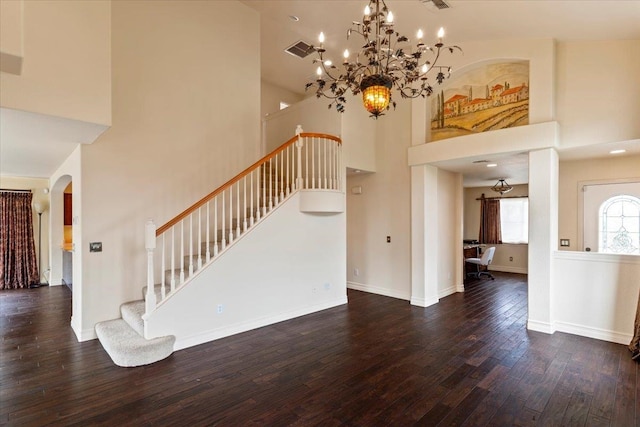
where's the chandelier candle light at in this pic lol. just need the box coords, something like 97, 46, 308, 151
306, 0, 461, 118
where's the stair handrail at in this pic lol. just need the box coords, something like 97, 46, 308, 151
143, 128, 343, 326
156, 132, 341, 236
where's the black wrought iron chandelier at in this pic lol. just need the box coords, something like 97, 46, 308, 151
306, 0, 461, 118
491, 179, 514, 195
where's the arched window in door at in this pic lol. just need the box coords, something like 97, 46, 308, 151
598, 195, 640, 254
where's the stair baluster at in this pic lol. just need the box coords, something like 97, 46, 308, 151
206, 202, 211, 263
161, 234, 166, 300
180, 221, 185, 284
189, 214, 194, 276
170, 227, 176, 293
243, 178, 248, 232
214, 198, 219, 256
221, 189, 226, 250
236, 181, 241, 238
197, 208, 202, 270
228, 185, 234, 244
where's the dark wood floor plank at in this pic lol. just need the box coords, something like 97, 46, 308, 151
1, 273, 638, 426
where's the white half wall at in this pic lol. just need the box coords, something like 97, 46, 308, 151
554, 251, 640, 344
145, 192, 347, 350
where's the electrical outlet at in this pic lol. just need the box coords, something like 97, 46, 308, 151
217, 304, 224, 314
312, 286, 318, 294
509, 256, 513, 262
354, 268, 359, 277
386, 236, 391, 243
324, 283, 331, 291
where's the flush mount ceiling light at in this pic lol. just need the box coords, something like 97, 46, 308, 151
491, 178, 513, 195
305, 0, 461, 118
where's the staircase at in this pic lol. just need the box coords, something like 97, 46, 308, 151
95, 130, 343, 367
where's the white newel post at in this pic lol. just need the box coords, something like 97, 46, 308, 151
145, 220, 157, 317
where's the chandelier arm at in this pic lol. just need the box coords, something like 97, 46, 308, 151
315, 51, 344, 83
396, 84, 428, 99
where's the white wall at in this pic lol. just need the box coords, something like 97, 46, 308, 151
556, 40, 640, 149
558, 154, 640, 252
554, 252, 640, 344
0, 0, 23, 74
347, 101, 412, 300
146, 192, 347, 349
261, 80, 304, 118
0, 0, 111, 125
76, 1, 261, 339
341, 94, 377, 173
463, 184, 529, 274
263, 92, 377, 172
263, 96, 341, 153
437, 168, 462, 297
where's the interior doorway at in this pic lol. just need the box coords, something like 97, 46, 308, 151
50, 175, 73, 290
62, 183, 73, 289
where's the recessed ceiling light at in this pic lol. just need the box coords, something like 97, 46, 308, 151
289, 15, 300, 22
609, 149, 626, 154
486, 163, 498, 168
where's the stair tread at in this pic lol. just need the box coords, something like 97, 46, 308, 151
95, 319, 175, 367
120, 300, 145, 337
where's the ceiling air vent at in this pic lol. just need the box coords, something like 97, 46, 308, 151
420, 0, 451, 10
285, 40, 314, 59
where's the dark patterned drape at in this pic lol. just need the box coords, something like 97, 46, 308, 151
630, 291, 640, 361
479, 198, 502, 244
0, 192, 39, 289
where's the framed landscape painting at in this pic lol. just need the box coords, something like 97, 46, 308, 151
430, 60, 529, 142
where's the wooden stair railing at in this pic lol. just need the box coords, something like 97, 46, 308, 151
142, 128, 342, 325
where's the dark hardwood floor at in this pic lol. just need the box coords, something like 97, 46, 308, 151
1, 273, 638, 426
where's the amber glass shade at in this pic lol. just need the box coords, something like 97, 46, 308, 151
362, 85, 391, 117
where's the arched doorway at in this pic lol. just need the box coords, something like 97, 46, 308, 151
50, 175, 73, 288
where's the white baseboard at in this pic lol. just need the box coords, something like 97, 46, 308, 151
347, 281, 410, 301
554, 320, 632, 345
438, 285, 457, 299
174, 297, 348, 351
71, 320, 97, 342
410, 296, 439, 308
527, 319, 555, 334
489, 265, 528, 274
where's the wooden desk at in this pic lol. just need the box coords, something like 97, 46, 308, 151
463, 245, 484, 283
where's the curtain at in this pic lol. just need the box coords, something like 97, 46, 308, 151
0, 192, 39, 289
630, 291, 640, 361
479, 198, 502, 244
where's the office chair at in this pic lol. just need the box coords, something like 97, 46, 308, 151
465, 246, 496, 280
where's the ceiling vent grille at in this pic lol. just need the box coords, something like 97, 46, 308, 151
285, 41, 314, 59
420, 0, 451, 10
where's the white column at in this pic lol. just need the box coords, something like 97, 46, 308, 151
410, 164, 439, 307
454, 173, 465, 292
527, 148, 559, 334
